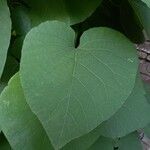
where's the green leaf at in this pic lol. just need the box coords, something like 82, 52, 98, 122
22, 0, 102, 26
62, 128, 100, 150
88, 136, 114, 150
144, 124, 150, 137
0, 0, 11, 78
10, 5, 31, 35
141, 0, 150, 8
99, 74, 150, 138
118, 132, 142, 150
89, 133, 142, 150
0, 73, 53, 150
129, 0, 150, 37
20, 21, 138, 149
0, 133, 11, 150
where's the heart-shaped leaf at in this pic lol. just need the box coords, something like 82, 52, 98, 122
99, 74, 150, 138
0, 74, 53, 150
20, 21, 138, 149
0, 0, 11, 78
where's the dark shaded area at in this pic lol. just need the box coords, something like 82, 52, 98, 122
0, 132, 11, 150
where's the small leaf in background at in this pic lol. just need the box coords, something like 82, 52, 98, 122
20, 21, 138, 149
10, 5, 31, 36
0, 74, 53, 150
129, 0, 150, 38
99, 74, 150, 138
120, 0, 144, 43
88, 132, 142, 150
10, 0, 102, 26
118, 132, 142, 150
0, 0, 11, 78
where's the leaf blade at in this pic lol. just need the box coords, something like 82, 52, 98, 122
99, 74, 150, 138
0, 73, 53, 150
20, 21, 138, 149
0, 0, 11, 78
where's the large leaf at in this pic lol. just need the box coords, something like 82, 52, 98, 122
0, 74, 53, 150
129, 0, 150, 37
8, 0, 102, 63
20, 21, 138, 149
99, 74, 150, 138
0, 0, 11, 78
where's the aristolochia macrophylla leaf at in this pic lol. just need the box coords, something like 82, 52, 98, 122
20, 21, 138, 149
0, 0, 11, 78
0, 74, 53, 150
